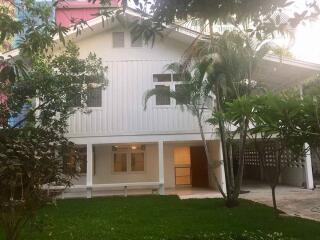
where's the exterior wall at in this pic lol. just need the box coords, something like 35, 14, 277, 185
92, 144, 159, 184
66, 26, 210, 139
72, 141, 216, 189
281, 167, 304, 187
71, 143, 176, 188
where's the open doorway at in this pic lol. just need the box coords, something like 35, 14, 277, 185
174, 147, 192, 186
174, 146, 209, 188
190, 146, 209, 188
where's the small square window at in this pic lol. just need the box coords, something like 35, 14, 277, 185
114, 153, 127, 172
130, 32, 143, 47
87, 87, 102, 107
113, 32, 125, 48
175, 84, 190, 105
153, 74, 171, 82
155, 85, 170, 105
131, 152, 144, 171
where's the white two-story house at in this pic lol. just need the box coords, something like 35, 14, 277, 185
4, 8, 320, 198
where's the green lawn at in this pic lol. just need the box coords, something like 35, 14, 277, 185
1, 196, 320, 240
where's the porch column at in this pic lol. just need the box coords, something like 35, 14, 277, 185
304, 143, 314, 190
86, 143, 93, 198
158, 141, 165, 195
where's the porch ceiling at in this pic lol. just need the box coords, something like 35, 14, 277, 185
253, 55, 320, 91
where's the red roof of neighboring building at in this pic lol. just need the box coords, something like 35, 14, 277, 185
56, 0, 122, 27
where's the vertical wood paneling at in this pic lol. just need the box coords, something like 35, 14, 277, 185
67, 60, 213, 137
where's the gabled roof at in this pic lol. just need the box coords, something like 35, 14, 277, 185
2, 7, 320, 90
1, 8, 201, 59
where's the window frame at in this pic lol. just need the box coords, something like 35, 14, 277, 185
112, 32, 125, 48
154, 84, 171, 106
86, 86, 103, 108
152, 73, 186, 108
113, 151, 129, 173
174, 83, 191, 105
70, 87, 103, 110
130, 151, 145, 172
112, 148, 145, 174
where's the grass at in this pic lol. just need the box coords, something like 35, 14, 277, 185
1, 196, 320, 240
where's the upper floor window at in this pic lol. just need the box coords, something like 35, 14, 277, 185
70, 87, 102, 108
153, 73, 188, 106
87, 87, 102, 107
130, 32, 143, 47
70, 93, 81, 108
153, 74, 171, 82
155, 85, 170, 105
113, 32, 125, 48
175, 84, 190, 105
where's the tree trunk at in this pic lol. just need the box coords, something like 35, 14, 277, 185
271, 185, 278, 213
234, 117, 249, 199
3, 220, 22, 240
270, 149, 282, 215
225, 197, 240, 208
228, 142, 235, 187
215, 83, 232, 199
196, 110, 226, 198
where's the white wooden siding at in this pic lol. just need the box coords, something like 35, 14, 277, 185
67, 60, 205, 137
66, 27, 213, 138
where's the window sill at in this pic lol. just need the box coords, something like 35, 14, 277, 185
111, 171, 146, 175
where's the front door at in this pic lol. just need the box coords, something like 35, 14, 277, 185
190, 146, 209, 188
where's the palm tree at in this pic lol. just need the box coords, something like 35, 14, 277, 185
201, 30, 270, 206
145, 29, 273, 206
144, 61, 227, 198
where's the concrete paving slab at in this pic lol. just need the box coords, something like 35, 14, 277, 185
241, 184, 320, 221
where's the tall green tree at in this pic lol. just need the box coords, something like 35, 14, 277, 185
0, 2, 106, 240
244, 91, 320, 212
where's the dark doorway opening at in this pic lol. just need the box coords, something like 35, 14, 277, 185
190, 146, 209, 188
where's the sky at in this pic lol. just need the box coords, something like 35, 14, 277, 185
292, 21, 320, 63
282, 0, 320, 63
125, 0, 320, 64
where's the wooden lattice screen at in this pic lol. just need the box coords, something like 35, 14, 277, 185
232, 140, 304, 169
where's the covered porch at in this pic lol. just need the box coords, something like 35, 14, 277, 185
60, 139, 225, 198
